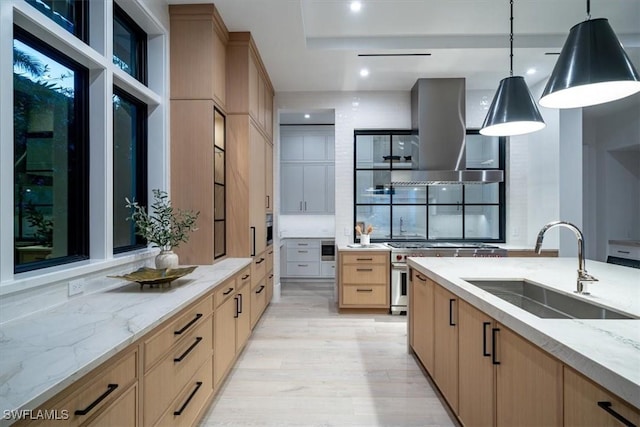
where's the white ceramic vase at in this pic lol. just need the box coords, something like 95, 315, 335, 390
155, 250, 179, 269
359, 234, 370, 246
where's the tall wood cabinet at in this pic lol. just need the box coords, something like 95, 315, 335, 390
169, 5, 229, 264
226, 32, 274, 257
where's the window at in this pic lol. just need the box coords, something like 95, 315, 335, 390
214, 108, 226, 259
113, 3, 147, 84
354, 129, 505, 242
25, 0, 88, 41
113, 87, 147, 253
13, 26, 89, 272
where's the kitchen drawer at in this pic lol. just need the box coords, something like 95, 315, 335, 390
143, 315, 212, 427
237, 266, 252, 291
341, 252, 388, 265
214, 277, 236, 309
608, 244, 640, 260
286, 239, 320, 249
321, 261, 335, 278
342, 284, 388, 306
25, 348, 138, 427
155, 357, 213, 427
144, 296, 212, 371
341, 264, 388, 285
287, 247, 320, 262
86, 384, 137, 427
266, 245, 274, 272
285, 261, 320, 276
250, 280, 268, 328
251, 254, 266, 285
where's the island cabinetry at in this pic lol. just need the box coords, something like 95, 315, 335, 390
409, 270, 434, 372
339, 251, 389, 309
250, 249, 268, 329
564, 367, 640, 427
457, 300, 495, 427
433, 284, 459, 412
213, 277, 237, 388
17, 347, 139, 427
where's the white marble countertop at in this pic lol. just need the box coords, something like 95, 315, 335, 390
407, 257, 640, 409
337, 243, 391, 251
0, 258, 251, 424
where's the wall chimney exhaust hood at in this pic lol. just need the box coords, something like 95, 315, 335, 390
391, 78, 504, 185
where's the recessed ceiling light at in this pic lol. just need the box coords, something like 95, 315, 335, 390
304, 114, 310, 119
526, 68, 536, 75
352, 101, 359, 107
360, 68, 369, 77
350, 1, 362, 12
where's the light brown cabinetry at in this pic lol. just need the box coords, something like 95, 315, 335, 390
409, 270, 435, 373
265, 142, 273, 212
338, 251, 389, 310
564, 367, 640, 427
213, 277, 237, 388
169, 4, 228, 108
433, 284, 459, 413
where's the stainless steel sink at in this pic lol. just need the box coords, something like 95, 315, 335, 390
464, 279, 637, 320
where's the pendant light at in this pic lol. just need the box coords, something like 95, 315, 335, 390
540, 0, 640, 109
480, 0, 545, 137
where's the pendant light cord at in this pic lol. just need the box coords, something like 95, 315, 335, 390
586, 0, 591, 19
509, 0, 514, 76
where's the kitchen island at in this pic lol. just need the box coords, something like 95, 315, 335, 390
407, 257, 640, 425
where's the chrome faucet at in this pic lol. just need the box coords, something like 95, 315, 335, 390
534, 221, 598, 295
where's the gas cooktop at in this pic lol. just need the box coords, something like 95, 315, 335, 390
385, 242, 501, 250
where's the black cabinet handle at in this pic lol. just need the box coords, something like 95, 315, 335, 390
174, 313, 202, 335
241, 274, 250, 280
415, 273, 427, 282
223, 287, 234, 295
617, 250, 631, 254
269, 273, 273, 279
234, 296, 239, 318
304, 201, 307, 210
482, 322, 491, 357
174, 337, 203, 363
74, 384, 118, 415
238, 293, 243, 314
357, 288, 373, 292
266, 195, 270, 208
256, 285, 265, 294
250, 226, 256, 256
449, 299, 456, 326
173, 381, 203, 416
597, 402, 636, 427
256, 258, 265, 264
356, 268, 373, 272
492, 328, 501, 365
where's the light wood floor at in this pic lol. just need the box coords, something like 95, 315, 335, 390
199, 281, 457, 426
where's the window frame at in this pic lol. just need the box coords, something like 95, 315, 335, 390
113, 2, 148, 85
13, 25, 90, 274
25, 0, 89, 42
112, 85, 148, 254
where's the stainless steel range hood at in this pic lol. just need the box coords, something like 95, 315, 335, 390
391, 78, 504, 185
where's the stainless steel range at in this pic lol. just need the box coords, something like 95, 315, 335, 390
386, 242, 507, 315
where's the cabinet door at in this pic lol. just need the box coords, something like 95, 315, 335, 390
214, 296, 236, 388
87, 385, 137, 427
303, 165, 327, 213
326, 165, 335, 213
458, 300, 495, 427
265, 142, 273, 212
564, 367, 640, 427
495, 325, 562, 427
236, 281, 252, 352
433, 284, 459, 412
302, 135, 327, 160
248, 55, 259, 120
280, 164, 304, 213
249, 124, 266, 255
410, 271, 434, 372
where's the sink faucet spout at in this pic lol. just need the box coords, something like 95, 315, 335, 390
534, 221, 598, 294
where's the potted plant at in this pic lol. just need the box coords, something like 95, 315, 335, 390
126, 189, 199, 269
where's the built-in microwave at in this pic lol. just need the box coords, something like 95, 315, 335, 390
266, 214, 273, 246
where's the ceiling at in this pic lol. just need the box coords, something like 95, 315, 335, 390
166, 0, 640, 93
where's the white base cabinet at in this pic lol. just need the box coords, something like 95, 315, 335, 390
282, 239, 334, 279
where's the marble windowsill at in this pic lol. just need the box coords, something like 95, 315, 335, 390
407, 257, 640, 409
0, 258, 252, 425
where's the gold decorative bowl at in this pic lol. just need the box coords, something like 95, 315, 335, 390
109, 266, 197, 288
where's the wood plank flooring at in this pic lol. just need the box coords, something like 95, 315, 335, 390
199, 282, 457, 426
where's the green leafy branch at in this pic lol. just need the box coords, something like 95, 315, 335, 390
126, 189, 199, 251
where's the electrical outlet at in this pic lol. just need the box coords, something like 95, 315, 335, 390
68, 279, 84, 296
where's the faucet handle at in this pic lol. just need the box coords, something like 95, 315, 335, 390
579, 271, 598, 282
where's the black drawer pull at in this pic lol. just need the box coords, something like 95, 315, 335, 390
356, 257, 373, 261
238, 293, 243, 314
356, 288, 373, 292
492, 328, 501, 365
174, 337, 203, 363
356, 268, 373, 272
74, 384, 118, 415
482, 322, 491, 357
256, 258, 265, 264
415, 273, 427, 282
174, 381, 203, 416
223, 287, 234, 295
597, 401, 636, 427
449, 299, 456, 326
256, 285, 265, 294
241, 274, 250, 280
269, 274, 273, 278
617, 250, 631, 254
174, 313, 202, 335
234, 296, 239, 318
269, 251, 273, 254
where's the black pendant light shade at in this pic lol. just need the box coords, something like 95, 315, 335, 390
481, 76, 546, 136
540, 18, 640, 109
